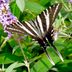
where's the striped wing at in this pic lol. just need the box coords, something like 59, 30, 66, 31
6, 3, 63, 65
6, 3, 62, 39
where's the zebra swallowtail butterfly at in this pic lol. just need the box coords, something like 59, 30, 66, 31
6, 3, 63, 65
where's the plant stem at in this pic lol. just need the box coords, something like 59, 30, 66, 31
28, 65, 30, 72
18, 40, 27, 61
24, 60, 30, 72
18, 40, 30, 72
0, 37, 9, 51
61, 0, 69, 11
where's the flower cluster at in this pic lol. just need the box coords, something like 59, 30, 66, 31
0, 0, 17, 39
68, 0, 72, 3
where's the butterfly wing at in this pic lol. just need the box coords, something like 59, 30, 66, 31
6, 3, 62, 39
6, 3, 63, 65
44, 3, 62, 43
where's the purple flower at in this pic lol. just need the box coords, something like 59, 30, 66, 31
68, 0, 72, 3
0, 0, 18, 39
0, 0, 9, 4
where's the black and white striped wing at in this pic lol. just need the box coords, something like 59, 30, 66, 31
22, 3, 62, 39
6, 3, 62, 39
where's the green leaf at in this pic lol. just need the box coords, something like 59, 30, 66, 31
30, 49, 61, 72
6, 62, 25, 72
6, 62, 18, 72
5, 62, 25, 72
55, 60, 72, 72
39, 0, 49, 6
0, 53, 23, 64
10, 2, 21, 19
25, 1, 44, 14
14, 63, 25, 68
16, 0, 25, 12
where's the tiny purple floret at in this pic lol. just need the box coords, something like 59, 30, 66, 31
68, 0, 72, 3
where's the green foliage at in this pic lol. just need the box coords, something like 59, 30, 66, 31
0, 0, 72, 72
16, 0, 25, 12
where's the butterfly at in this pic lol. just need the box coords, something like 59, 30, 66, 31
6, 3, 64, 65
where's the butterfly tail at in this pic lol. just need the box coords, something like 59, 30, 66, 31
38, 39, 55, 65
51, 43, 64, 62
46, 34, 64, 62
42, 47, 55, 65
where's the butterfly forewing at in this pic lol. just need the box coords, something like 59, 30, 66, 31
48, 3, 62, 26
34, 3, 62, 38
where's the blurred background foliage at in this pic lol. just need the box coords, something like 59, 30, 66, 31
0, 0, 72, 72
